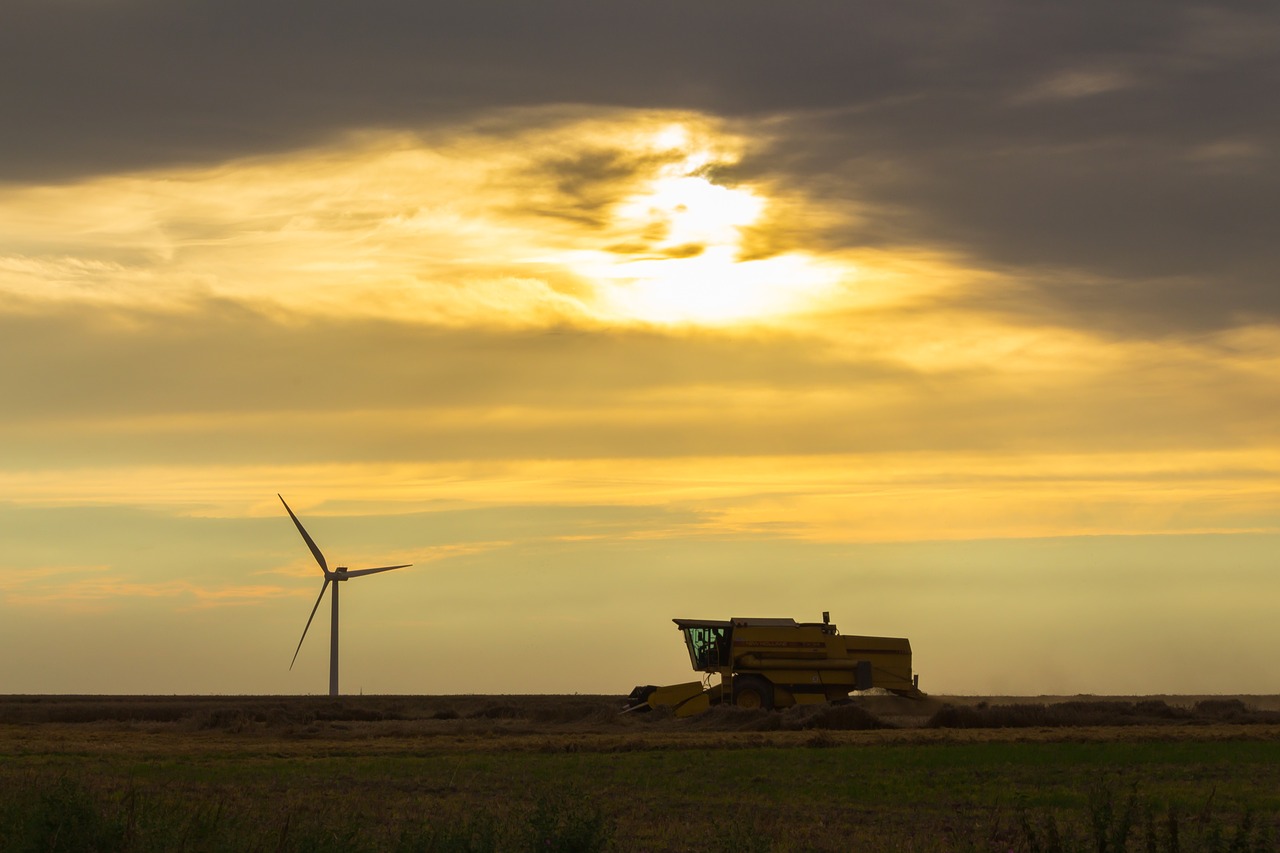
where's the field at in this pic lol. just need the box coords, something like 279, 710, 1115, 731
4, 693, 1280, 851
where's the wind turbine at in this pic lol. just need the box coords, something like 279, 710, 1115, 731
279, 494, 412, 696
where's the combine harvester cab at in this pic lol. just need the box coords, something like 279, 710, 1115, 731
625, 614, 922, 717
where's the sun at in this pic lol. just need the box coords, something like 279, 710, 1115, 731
615, 173, 765, 247
566, 130, 843, 326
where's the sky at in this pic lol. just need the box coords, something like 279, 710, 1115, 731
2, 0, 1278, 697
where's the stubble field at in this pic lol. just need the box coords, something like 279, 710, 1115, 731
3, 692, 1280, 851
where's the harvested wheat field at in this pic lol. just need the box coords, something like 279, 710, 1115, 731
4, 692, 1280, 851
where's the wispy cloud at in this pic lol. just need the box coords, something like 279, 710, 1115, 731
0, 571, 296, 612
0, 112, 876, 332
1012, 68, 1140, 103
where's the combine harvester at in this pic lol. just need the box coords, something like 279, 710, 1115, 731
625, 613, 922, 716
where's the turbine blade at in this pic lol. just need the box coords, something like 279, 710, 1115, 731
279, 494, 328, 574
343, 564, 412, 578
290, 578, 330, 670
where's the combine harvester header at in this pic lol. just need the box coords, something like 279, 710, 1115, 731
626, 613, 922, 716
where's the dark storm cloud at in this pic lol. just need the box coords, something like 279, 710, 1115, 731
4, 0, 1278, 333
718, 4, 1280, 333
0, 0, 924, 180
4, 0, 1224, 180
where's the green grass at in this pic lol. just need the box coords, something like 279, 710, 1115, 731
4, 693, 1280, 851
0, 776, 616, 853
4, 737, 1280, 850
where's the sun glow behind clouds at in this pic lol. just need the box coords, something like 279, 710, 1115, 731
0, 112, 853, 330
575, 129, 845, 324
593, 246, 842, 324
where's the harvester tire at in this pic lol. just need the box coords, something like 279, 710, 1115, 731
733, 675, 774, 711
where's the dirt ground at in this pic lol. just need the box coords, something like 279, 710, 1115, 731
3, 690, 1280, 745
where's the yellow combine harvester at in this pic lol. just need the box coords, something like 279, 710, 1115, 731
625, 613, 922, 716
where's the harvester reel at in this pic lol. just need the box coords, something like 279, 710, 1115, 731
622, 685, 657, 713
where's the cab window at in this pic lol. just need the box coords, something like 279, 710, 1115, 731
684, 626, 728, 670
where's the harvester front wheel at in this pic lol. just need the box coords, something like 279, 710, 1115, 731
733, 675, 775, 711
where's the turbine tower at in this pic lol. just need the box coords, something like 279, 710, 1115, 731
279, 494, 411, 696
